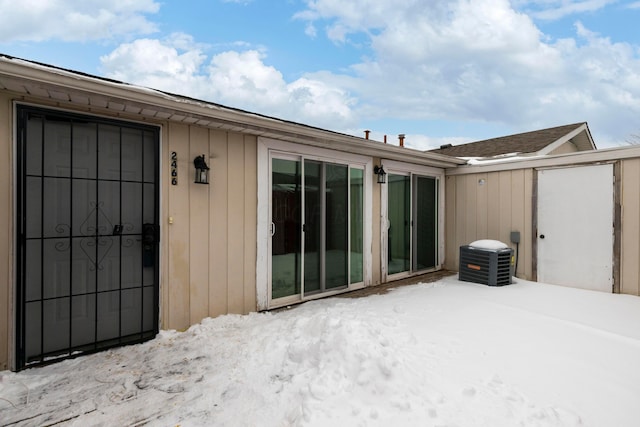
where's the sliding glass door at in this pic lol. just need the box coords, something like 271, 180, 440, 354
271, 155, 363, 302
386, 172, 438, 278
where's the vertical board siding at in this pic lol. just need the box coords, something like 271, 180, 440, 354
209, 130, 229, 317
486, 173, 501, 238
243, 135, 257, 314
621, 159, 640, 295
167, 123, 191, 330
464, 175, 478, 241
446, 161, 640, 293
476, 173, 488, 238
454, 174, 467, 252
498, 171, 513, 247
510, 170, 528, 279
0, 96, 10, 370
165, 125, 258, 330
445, 169, 533, 279
226, 132, 246, 314
188, 125, 210, 325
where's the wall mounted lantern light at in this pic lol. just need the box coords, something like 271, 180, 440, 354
374, 165, 387, 184
194, 154, 210, 184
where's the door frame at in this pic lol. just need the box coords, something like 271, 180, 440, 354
12, 102, 163, 370
256, 137, 373, 310
380, 159, 445, 282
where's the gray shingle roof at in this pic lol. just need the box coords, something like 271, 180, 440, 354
430, 123, 588, 158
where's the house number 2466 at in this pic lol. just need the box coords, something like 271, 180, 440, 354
171, 151, 178, 185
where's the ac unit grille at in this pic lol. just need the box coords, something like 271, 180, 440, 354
459, 245, 513, 286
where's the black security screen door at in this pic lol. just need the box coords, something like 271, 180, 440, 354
16, 106, 160, 369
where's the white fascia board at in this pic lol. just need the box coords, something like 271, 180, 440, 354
536, 123, 587, 156
446, 144, 640, 175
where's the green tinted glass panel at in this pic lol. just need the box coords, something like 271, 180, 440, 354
350, 168, 364, 284
325, 163, 348, 289
388, 174, 411, 274
414, 176, 438, 271
304, 160, 321, 294
271, 158, 301, 299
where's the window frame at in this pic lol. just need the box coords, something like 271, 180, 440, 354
380, 159, 445, 281
257, 137, 372, 310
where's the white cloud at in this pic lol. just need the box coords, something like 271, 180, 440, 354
99, 34, 207, 91
100, 36, 357, 130
205, 50, 289, 107
513, 0, 616, 20
292, 0, 640, 146
0, 0, 159, 42
89, 0, 640, 146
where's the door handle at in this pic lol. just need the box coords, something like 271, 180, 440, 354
540, 234, 545, 239
271, 222, 276, 237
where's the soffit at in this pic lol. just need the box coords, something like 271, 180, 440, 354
570, 129, 595, 151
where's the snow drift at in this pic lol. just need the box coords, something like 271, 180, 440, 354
2, 277, 640, 426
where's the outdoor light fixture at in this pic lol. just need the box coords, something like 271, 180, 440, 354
193, 154, 210, 184
374, 165, 387, 184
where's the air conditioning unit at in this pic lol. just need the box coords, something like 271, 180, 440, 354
459, 244, 513, 286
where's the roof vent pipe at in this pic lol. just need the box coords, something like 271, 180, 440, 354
384, 135, 387, 144
399, 134, 405, 147
364, 130, 370, 139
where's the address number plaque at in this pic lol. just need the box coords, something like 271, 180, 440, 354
171, 151, 178, 185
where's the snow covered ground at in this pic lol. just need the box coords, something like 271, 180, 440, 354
2, 276, 640, 426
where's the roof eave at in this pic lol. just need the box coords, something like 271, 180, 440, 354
0, 56, 465, 169
536, 123, 595, 155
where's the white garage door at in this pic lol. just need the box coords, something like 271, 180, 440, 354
537, 164, 614, 292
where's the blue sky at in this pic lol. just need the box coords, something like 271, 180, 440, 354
1, 0, 640, 149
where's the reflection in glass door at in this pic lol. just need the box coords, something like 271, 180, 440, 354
388, 174, 411, 275
414, 176, 438, 271
350, 169, 364, 284
271, 156, 361, 301
303, 160, 321, 294
387, 173, 438, 276
323, 163, 348, 291
271, 158, 301, 299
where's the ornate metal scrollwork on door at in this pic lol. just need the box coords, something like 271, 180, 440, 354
53, 200, 135, 271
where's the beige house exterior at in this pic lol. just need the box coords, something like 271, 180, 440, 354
3, 55, 640, 372
0, 55, 464, 370
444, 146, 640, 297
